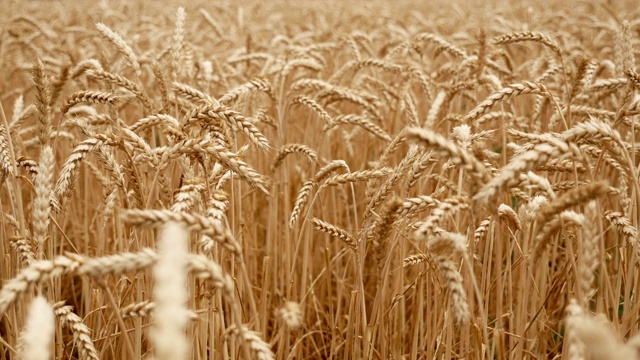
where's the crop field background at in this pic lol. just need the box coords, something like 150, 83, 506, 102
1, 0, 640, 359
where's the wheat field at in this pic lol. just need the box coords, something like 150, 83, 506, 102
1, 0, 640, 359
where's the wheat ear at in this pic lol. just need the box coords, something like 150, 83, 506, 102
310, 218, 357, 250
53, 303, 99, 360
122, 209, 240, 255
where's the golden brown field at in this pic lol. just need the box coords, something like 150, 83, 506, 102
1, 0, 640, 359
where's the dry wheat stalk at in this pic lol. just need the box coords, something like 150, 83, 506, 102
318, 167, 392, 192
474, 218, 491, 245
95, 148, 127, 191
54, 137, 108, 206
31, 59, 51, 148
53, 303, 99, 360
414, 196, 469, 240
405, 66, 434, 99
403, 151, 436, 194
170, 7, 186, 79
497, 204, 522, 232
175, 140, 270, 193
271, 144, 318, 172
536, 181, 609, 231
60, 90, 119, 114
521, 171, 555, 200
493, 31, 561, 55
226, 325, 274, 360
32, 146, 54, 255
9, 236, 35, 266
425, 91, 446, 127
121, 300, 198, 321
282, 58, 324, 79
172, 81, 216, 105
204, 190, 229, 221
334, 58, 403, 81
474, 139, 578, 206
406, 127, 491, 185
371, 198, 403, 274
95, 22, 141, 76
87, 69, 151, 111
121, 300, 157, 318
436, 257, 469, 323
219, 77, 274, 104
122, 209, 240, 254
0, 249, 233, 317
5, 3, 640, 359
151, 61, 169, 111
171, 183, 205, 213
532, 211, 585, 262
615, 20, 635, 76
291, 95, 333, 124
579, 202, 599, 304
403, 254, 429, 267
290, 180, 315, 228
604, 211, 639, 257
401, 91, 420, 126
427, 232, 468, 256
476, 111, 516, 125
310, 217, 357, 249
416, 33, 468, 59
588, 78, 628, 92
316, 87, 383, 120
366, 146, 419, 215
324, 114, 391, 142
396, 195, 440, 218
0, 119, 13, 182
569, 58, 598, 100
463, 81, 554, 122
71, 59, 103, 78
189, 104, 270, 150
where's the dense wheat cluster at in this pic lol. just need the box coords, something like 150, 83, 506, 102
2, 0, 640, 359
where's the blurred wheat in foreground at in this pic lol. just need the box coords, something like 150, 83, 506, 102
2, 0, 640, 359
